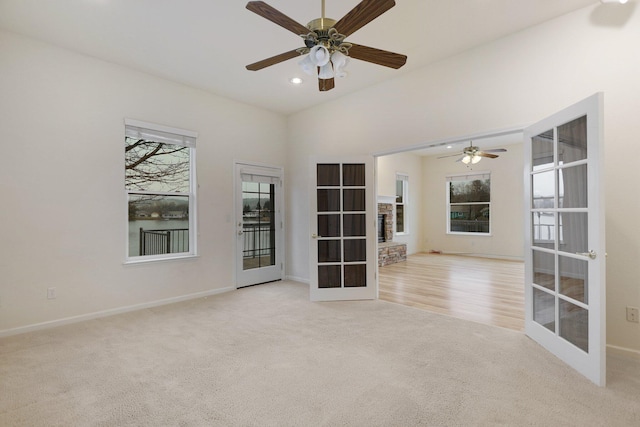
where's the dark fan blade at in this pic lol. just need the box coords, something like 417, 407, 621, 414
319, 78, 335, 91
477, 152, 499, 159
246, 49, 301, 71
348, 44, 407, 69
246, 1, 309, 36
334, 0, 396, 37
437, 152, 463, 159
482, 148, 507, 153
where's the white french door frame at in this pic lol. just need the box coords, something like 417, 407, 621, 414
523, 93, 606, 386
309, 156, 377, 301
234, 161, 284, 288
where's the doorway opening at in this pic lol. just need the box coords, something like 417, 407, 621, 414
235, 162, 284, 288
374, 129, 525, 331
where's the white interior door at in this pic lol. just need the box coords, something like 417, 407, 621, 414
309, 156, 377, 301
235, 163, 283, 288
523, 93, 606, 385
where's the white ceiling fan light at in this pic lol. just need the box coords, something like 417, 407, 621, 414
298, 55, 316, 75
309, 45, 331, 67
331, 51, 349, 78
461, 154, 482, 165
318, 63, 334, 80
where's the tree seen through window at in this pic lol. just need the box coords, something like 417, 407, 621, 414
448, 176, 490, 234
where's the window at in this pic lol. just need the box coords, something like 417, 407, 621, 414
395, 173, 408, 234
125, 119, 197, 261
447, 173, 490, 235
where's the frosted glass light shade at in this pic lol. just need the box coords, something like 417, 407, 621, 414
471, 155, 481, 164
318, 63, 334, 79
309, 45, 331, 67
299, 55, 315, 75
461, 155, 471, 164
331, 51, 349, 78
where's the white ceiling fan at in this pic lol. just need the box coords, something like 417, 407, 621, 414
438, 142, 507, 165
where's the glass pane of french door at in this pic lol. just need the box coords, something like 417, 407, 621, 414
530, 116, 590, 347
235, 163, 283, 288
310, 157, 376, 301
316, 163, 367, 289
242, 181, 275, 271
524, 93, 605, 386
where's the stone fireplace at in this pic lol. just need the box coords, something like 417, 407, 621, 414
377, 196, 407, 267
377, 202, 394, 243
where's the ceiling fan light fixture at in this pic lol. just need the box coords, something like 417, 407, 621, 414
461, 155, 471, 164
299, 55, 316, 75
245, 0, 407, 91
318, 63, 334, 79
309, 45, 331, 67
331, 50, 349, 78
471, 155, 481, 164
299, 44, 350, 80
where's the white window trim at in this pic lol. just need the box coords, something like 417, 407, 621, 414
446, 171, 491, 236
124, 119, 198, 264
395, 172, 409, 235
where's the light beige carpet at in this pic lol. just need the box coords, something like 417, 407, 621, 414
1, 281, 639, 426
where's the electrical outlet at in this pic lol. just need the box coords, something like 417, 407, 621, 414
47, 287, 57, 300
626, 306, 639, 323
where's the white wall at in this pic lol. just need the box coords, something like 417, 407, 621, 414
0, 31, 287, 333
376, 152, 423, 254
421, 144, 524, 260
2, 3, 639, 356
286, 3, 640, 354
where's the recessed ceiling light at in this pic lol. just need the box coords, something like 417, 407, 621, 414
289, 77, 303, 85
446, 145, 453, 149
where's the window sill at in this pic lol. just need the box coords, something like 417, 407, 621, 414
446, 232, 492, 237
124, 254, 199, 265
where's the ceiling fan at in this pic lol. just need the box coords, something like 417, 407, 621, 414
245, 0, 407, 91
438, 142, 507, 165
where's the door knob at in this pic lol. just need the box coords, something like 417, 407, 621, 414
576, 250, 597, 259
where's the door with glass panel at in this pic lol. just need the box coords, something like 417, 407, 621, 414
235, 163, 283, 288
524, 93, 605, 385
309, 157, 376, 301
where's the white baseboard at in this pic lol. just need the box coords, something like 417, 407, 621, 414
607, 344, 640, 361
0, 286, 235, 338
440, 251, 524, 262
286, 275, 309, 284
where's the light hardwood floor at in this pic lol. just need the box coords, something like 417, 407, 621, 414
379, 253, 524, 331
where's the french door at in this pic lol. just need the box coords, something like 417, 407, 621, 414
235, 163, 283, 288
524, 93, 606, 385
309, 157, 377, 301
